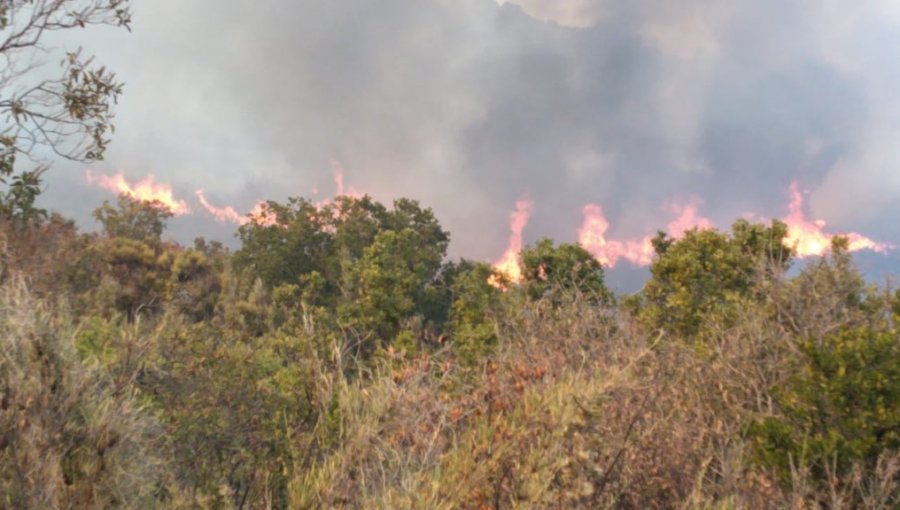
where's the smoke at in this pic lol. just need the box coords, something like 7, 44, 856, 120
36, 0, 900, 276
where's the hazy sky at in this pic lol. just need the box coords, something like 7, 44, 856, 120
38, 0, 900, 278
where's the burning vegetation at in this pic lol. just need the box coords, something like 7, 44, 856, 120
85, 168, 890, 289
1, 2, 898, 508
1, 184, 898, 509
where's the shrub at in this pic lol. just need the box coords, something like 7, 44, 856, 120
750, 326, 900, 485
0, 279, 172, 508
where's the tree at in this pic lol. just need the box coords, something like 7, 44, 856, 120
339, 228, 445, 351
520, 238, 611, 305
447, 261, 506, 363
234, 197, 334, 292
234, 195, 449, 306
0, 1, 132, 219
89, 196, 180, 319
750, 326, 900, 484
93, 194, 173, 242
640, 220, 792, 339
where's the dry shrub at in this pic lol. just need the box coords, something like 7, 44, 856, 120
0, 277, 172, 509
289, 292, 651, 509
289, 281, 898, 509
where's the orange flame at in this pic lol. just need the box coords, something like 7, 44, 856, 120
85, 170, 190, 215
195, 161, 356, 227
247, 201, 278, 227
782, 182, 889, 256
330, 160, 363, 198
196, 189, 277, 227
578, 201, 712, 267
576, 184, 888, 268
665, 201, 713, 236
490, 199, 533, 286
196, 190, 245, 224
577, 204, 653, 267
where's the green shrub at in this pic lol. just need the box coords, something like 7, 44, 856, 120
750, 326, 900, 483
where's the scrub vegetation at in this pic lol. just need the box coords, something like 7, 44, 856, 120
0, 2, 897, 508
0, 193, 897, 509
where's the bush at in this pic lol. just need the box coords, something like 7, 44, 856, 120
0, 278, 172, 508
750, 326, 900, 483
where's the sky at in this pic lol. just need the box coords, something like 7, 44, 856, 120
35, 0, 900, 287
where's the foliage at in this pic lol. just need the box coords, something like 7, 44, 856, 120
339, 227, 444, 349
447, 261, 506, 364
0, 279, 170, 509
520, 238, 611, 305
0, 1, 131, 221
0, 161, 46, 225
640, 219, 792, 339
0, 1, 130, 161
93, 195, 173, 242
750, 327, 900, 484
2, 186, 899, 509
3, 5, 895, 505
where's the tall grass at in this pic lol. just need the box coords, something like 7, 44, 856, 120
288, 285, 898, 509
0, 277, 172, 508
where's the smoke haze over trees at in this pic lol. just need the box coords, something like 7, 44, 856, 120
0, 1, 898, 508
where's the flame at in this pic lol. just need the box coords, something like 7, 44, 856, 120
333, 162, 345, 196
577, 204, 653, 267
330, 159, 363, 198
194, 161, 356, 227
577, 184, 888, 268
196, 189, 277, 227
196, 189, 245, 224
782, 182, 889, 256
247, 201, 278, 227
489, 199, 533, 286
85, 170, 190, 215
578, 201, 712, 268
665, 201, 713, 236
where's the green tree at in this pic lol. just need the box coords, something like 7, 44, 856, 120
0, 162, 45, 224
640, 220, 792, 339
339, 227, 445, 351
93, 194, 173, 242
520, 238, 611, 305
235, 195, 449, 320
447, 261, 506, 364
750, 326, 900, 484
87, 196, 204, 320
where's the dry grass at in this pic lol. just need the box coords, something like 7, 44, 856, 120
287, 286, 898, 509
0, 248, 896, 508
0, 277, 173, 509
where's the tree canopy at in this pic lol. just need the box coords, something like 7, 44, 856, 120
0, 0, 131, 222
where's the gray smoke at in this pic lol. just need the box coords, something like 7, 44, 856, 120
38, 0, 900, 275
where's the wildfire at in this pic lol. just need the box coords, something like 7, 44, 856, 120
195, 190, 278, 227
578, 204, 650, 267
85, 170, 190, 215
87, 169, 889, 270
573, 183, 889, 269
665, 201, 713, 236
782, 182, 889, 256
330, 160, 363, 198
196, 190, 245, 224
578, 200, 713, 267
247, 201, 278, 227
489, 199, 533, 286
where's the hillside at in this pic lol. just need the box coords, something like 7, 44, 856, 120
0, 194, 897, 509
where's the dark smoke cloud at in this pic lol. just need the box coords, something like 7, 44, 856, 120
38, 0, 900, 281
